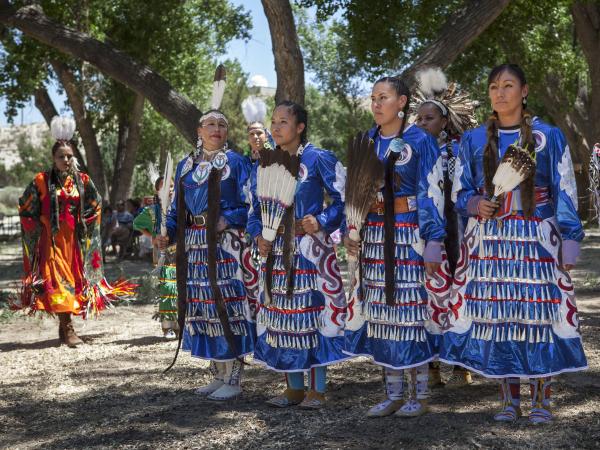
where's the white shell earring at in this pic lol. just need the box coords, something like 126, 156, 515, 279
397, 110, 405, 119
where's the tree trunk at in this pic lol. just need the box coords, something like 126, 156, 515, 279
50, 59, 108, 199
261, 0, 305, 105
110, 93, 145, 205
402, 0, 511, 86
33, 87, 57, 123
567, 2, 600, 220
572, 2, 600, 149
0, 1, 201, 145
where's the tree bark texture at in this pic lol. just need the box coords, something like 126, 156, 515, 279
0, 1, 201, 145
110, 93, 145, 205
261, 0, 305, 105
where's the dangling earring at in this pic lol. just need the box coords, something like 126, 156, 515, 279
397, 111, 405, 119
522, 97, 528, 107
195, 136, 202, 157
439, 130, 448, 140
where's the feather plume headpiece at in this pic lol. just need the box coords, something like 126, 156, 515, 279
345, 131, 384, 298
50, 116, 76, 142
156, 152, 174, 268
410, 67, 478, 137
242, 96, 268, 128
199, 64, 228, 126
491, 143, 536, 200
147, 162, 160, 186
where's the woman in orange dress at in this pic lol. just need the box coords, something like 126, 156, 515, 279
16, 116, 133, 347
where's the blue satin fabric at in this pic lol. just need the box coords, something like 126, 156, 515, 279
345, 324, 440, 369
443, 119, 588, 377
248, 144, 348, 372
182, 326, 255, 361
166, 149, 255, 362
343, 126, 445, 369
367, 124, 446, 242
166, 149, 251, 237
247, 143, 345, 238
441, 331, 587, 377
453, 118, 583, 242
254, 334, 347, 372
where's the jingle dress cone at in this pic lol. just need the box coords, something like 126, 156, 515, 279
440, 118, 587, 377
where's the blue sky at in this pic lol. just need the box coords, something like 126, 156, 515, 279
0, 0, 279, 126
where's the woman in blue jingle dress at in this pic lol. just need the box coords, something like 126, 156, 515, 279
344, 75, 446, 418
157, 108, 255, 402
248, 101, 348, 410
440, 64, 587, 424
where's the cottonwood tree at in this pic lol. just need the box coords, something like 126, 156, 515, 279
0, 0, 249, 202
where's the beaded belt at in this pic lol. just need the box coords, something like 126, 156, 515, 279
369, 196, 417, 215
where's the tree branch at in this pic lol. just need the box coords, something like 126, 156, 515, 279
402, 0, 511, 85
0, 2, 201, 144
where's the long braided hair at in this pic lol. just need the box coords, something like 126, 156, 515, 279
270, 101, 307, 297
483, 64, 536, 217
375, 76, 410, 306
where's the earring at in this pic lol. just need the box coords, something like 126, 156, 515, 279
522, 97, 528, 107
195, 136, 202, 156
397, 111, 405, 119
439, 130, 448, 140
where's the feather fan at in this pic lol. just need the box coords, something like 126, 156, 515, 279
257, 146, 300, 242
345, 132, 384, 296
257, 146, 299, 305
210, 64, 227, 110
147, 162, 160, 186
156, 152, 173, 268
491, 144, 536, 201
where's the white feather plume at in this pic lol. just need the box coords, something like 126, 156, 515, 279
241, 96, 267, 125
50, 116, 76, 141
147, 162, 160, 186
417, 67, 448, 98
210, 64, 227, 110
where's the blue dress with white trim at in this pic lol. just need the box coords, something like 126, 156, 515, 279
247, 143, 348, 372
166, 150, 256, 361
344, 125, 447, 369
440, 118, 587, 378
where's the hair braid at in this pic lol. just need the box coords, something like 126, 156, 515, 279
483, 113, 499, 199
519, 109, 536, 217
379, 76, 410, 307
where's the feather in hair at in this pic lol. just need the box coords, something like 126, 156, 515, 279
50, 116, 76, 141
210, 64, 227, 110
242, 96, 267, 125
147, 162, 160, 186
417, 67, 448, 98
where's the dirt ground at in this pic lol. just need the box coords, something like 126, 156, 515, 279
1, 233, 600, 450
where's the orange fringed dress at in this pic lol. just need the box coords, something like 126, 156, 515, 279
16, 170, 134, 316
